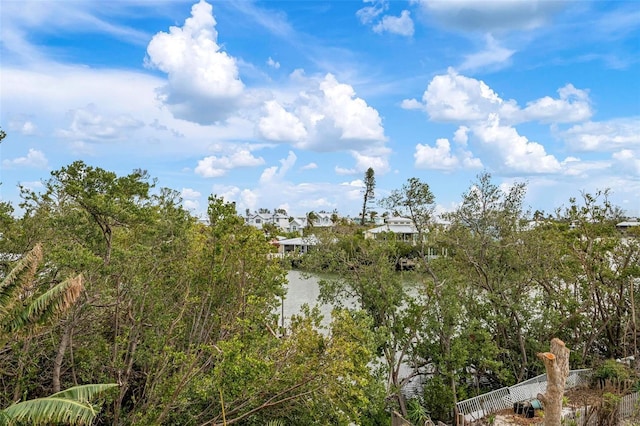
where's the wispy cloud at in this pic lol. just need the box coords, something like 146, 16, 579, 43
458, 35, 515, 71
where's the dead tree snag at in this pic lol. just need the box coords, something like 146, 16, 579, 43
537, 338, 570, 426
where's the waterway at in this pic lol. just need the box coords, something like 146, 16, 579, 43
282, 269, 424, 387
279, 270, 349, 328
281, 269, 422, 327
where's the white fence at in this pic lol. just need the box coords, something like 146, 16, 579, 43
456, 369, 592, 423
560, 392, 639, 426
620, 391, 640, 418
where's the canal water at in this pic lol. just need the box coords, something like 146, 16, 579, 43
279, 270, 353, 328
281, 270, 422, 327
282, 270, 422, 385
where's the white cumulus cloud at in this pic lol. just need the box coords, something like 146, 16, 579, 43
356, 0, 387, 25
560, 118, 640, 151
415, 139, 459, 171
2, 149, 48, 169
351, 150, 391, 174
259, 73, 386, 150
403, 70, 608, 175
259, 151, 297, 184
267, 57, 280, 69
519, 84, 592, 123
195, 149, 264, 177
373, 10, 414, 36
453, 125, 469, 145
257, 73, 389, 174
400, 98, 423, 110
146, 0, 244, 124
472, 114, 561, 173
413, 69, 593, 126
258, 100, 307, 141
8, 117, 37, 135
414, 137, 482, 171
421, 68, 505, 122
181, 188, 202, 199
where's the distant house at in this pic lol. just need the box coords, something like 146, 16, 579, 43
616, 220, 640, 234
287, 217, 306, 234
245, 210, 339, 234
274, 235, 319, 256
364, 216, 422, 243
312, 212, 334, 228
270, 212, 290, 230
245, 212, 291, 230
246, 213, 271, 229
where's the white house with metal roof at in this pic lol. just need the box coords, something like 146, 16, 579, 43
363, 216, 423, 243
274, 235, 319, 256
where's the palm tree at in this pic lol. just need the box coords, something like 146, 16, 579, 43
1, 244, 82, 338
306, 211, 318, 227
0, 384, 118, 426
0, 244, 117, 425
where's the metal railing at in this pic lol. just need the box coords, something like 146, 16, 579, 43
456, 369, 593, 423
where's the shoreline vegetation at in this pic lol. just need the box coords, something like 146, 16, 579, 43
1, 160, 638, 425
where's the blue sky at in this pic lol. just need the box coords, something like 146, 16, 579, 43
1, 0, 639, 219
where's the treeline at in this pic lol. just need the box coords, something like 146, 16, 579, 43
0, 161, 638, 425
301, 173, 639, 422
0, 161, 386, 425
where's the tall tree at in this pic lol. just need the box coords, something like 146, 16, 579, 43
304, 235, 429, 418
0, 244, 117, 425
554, 190, 640, 363
20, 160, 154, 265
379, 177, 436, 271
442, 172, 533, 382
305, 211, 318, 234
360, 167, 375, 225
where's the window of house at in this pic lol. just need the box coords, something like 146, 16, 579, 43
255, 219, 261, 224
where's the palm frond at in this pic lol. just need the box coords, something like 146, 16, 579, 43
3, 397, 97, 425
1, 384, 117, 426
0, 411, 11, 426
4, 274, 84, 333
0, 244, 42, 320
49, 383, 118, 403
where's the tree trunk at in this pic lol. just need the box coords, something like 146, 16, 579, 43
53, 322, 72, 393
537, 338, 570, 426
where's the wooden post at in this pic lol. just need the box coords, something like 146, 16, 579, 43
537, 338, 570, 426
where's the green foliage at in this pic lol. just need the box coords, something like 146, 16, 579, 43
304, 234, 429, 417
421, 376, 455, 422
0, 244, 83, 340
1, 163, 638, 425
380, 177, 435, 238
406, 397, 431, 425
361, 167, 376, 226
0, 243, 116, 425
593, 360, 631, 382
0, 384, 118, 426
